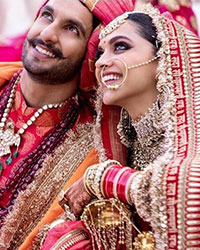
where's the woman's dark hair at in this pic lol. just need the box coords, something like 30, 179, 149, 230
128, 13, 161, 53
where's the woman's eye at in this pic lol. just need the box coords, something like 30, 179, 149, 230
96, 49, 104, 60
114, 42, 131, 52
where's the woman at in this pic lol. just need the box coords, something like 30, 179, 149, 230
58, 3, 200, 250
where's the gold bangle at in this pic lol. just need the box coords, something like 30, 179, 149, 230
50, 229, 88, 250
83, 167, 93, 195
84, 165, 98, 196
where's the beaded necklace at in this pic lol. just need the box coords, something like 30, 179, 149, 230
0, 70, 79, 227
0, 71, 64, 170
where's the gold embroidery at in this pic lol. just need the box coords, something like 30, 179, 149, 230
179, 0, 191, 7
190, 16, 198, 31
0, 123, 93, 250
82, 0, 98, 11
159, 0, 180, 11
88, 59, 95, 72
176, 15, 187, 27
50, 229, 88, 250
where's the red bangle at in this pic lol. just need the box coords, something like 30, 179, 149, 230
117, 169, 136, 204
103, 165, 123, 198
100, 165, 113, 197
113, 167, 130, 200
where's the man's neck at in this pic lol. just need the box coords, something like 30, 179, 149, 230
19, 69, 78, 108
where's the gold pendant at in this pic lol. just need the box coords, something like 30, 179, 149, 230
0, 122, 21, 157
134, 231, 155, 250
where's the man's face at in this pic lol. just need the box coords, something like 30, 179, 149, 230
22, 0, 93, 84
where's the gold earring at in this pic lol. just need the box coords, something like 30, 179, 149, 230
155, 72, 160, 81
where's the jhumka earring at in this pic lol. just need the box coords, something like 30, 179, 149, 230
117, 108, 136, 148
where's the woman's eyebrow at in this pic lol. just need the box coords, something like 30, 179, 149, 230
109, 36, 132, 45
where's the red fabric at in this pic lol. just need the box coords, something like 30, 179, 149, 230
151, 0, 198, 35
0, 81, 77, 207
0, 0, 47, 63
41, 221, 91, 250
88, 2, 200, 249
0, 34, 26, 62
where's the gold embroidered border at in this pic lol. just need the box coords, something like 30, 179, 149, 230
176, 25, 200, 249
82, 0, 98, 11
0, 123, 93, 250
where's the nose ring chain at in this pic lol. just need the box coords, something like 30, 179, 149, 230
100, 55, 159, 90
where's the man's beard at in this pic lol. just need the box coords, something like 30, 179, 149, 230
22, 39, 83, 85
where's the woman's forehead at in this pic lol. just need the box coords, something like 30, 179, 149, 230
99, 21, 141, 46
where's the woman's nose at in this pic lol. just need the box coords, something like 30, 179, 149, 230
95, 54, 113, 69
40, 23, 58, 44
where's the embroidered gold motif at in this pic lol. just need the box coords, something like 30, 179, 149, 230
159, 0, 180, 11
190, 16, 198, 31
82, 0, 98, 11
179, 0, 191, 7
0, 123, 93, 249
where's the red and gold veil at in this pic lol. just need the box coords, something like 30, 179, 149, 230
83, 1, 200, 249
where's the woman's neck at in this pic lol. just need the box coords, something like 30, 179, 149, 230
122, 89, 159, 122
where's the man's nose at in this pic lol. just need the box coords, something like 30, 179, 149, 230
40, 23, 58, 44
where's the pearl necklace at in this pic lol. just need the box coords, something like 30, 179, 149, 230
0, 73, 64, 166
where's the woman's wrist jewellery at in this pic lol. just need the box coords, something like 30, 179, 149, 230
84, 160, 121, 199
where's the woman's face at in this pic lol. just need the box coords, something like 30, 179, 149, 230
95, 20, 158, 107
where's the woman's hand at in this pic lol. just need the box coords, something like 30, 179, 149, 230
59, 177, 92, 217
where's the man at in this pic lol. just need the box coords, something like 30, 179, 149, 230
0, 0, 98, 249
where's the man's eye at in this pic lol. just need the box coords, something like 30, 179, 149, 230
67, 25, 79, 35
114, 42, 131, 52
41, 11, 52, 21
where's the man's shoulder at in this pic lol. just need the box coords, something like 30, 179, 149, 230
0, 61, 23, 73
0, 61, 23, 87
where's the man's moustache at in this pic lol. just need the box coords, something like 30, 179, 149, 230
27, 38, 66, 59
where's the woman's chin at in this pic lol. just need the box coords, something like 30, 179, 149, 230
102, 92, 118, 106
